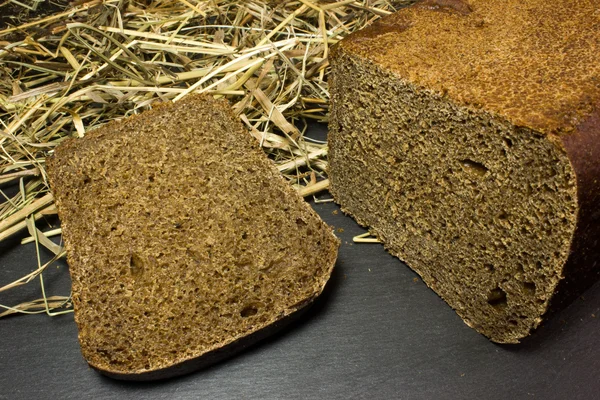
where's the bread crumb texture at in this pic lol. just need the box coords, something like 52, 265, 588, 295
329, 0, 600, 343
47, 94, 339, 376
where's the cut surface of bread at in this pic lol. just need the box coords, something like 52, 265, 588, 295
328, 0, 600, 343
47, 94, 339, 379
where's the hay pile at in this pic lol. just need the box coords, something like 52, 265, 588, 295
0, 0, 409, 317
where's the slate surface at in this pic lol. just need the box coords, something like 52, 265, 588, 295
1, 198, 599, 400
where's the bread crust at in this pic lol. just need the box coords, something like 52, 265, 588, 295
337, 0, 600, 135
552, 106, 600, 309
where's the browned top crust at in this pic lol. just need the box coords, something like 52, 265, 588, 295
338, 0, 600, 134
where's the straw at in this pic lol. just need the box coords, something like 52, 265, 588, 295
0, 0, 411, 317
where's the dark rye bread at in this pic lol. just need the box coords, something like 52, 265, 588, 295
328, 0, 600, 343
46, 94, 339, 380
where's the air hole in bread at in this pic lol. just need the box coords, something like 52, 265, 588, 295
497, 211, 508, 220
240, 305, 258, 318
296, 217, 307, 227
129, 253, 143, 276
459, 159, 488, 177
523, 281, 536, 295
535, 261, 543, 270
487, 287, 507, 308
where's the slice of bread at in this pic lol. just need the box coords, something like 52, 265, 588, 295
328, 0, 600, 343
46, 94, 339, 380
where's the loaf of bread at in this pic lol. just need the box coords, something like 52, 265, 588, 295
46, 94, 339, 379
328, 0, 600, 343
